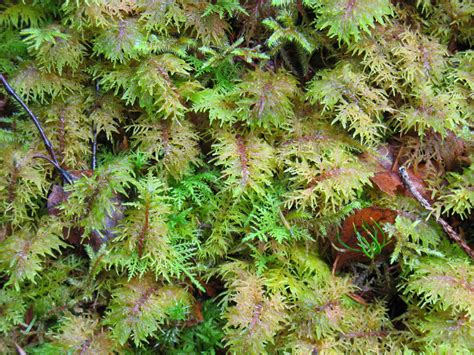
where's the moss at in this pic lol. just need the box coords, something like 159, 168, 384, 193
0, 0, 472, 352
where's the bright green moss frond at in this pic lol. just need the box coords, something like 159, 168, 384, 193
22, 25, 86, 74
386, 216, 444, 270
0, 289, 26, 335
104, 277, 192, 346
11, 62, 82, 103
0, 218, 68, 289
138, 0, 187, 34
212, 129, 276, 196
60, 156, 135, 237
222, 270, 288, 354
93, 53, 194, 118
393, 84, 466, 139
0, 28, 28, 74
106, 173, 200, 284
403, 256, 474, 319
309, 0, 393, 44
0, 145, 48, 226
41, 315, 117, 354
192, 86, 242, 126
306, 63, 391, 145
237, 68, 299, 129
263, 8, 317, 54
93, 18, 148, 64
432, 163, 474, 220
279, 122, 373, 213
0, 2, 49, 28
129, 116, 201, 177
403, 308, 474, 353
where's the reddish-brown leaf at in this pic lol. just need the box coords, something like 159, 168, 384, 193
360, 144, 432, 202
333, 207, 398, 271
371, 171, 402, 196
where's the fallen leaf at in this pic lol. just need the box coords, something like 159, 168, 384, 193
47, 185, 69, 216
89, 195, 124, 250
360, 144, 432, 202
332, 207, 398, 271
371, 171, 402, 196
47, 178, 124, 249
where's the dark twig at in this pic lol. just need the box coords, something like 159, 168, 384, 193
399, 166, 474, 259
33, 154, 74, 184
0, 74, 73, 184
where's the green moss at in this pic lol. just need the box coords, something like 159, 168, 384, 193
0, 0, 472, 353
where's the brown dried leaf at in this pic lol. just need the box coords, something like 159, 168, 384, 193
371, 171, 402, 196
360, 144, 432, 201
333, 207, 398, 271
47, 185, 69, 216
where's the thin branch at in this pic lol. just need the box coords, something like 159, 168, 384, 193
32, 154, 73, 181
0, 74, 73, 184
399, 166, 474, 259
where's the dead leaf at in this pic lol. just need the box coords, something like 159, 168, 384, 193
371, 171, 403, 196
47, 178, 123, 249
184, 301, 204, 327
47, 185, 69, 216
89, 195, 124, 250
360, 144, 432, 202
332, 207, 398, 271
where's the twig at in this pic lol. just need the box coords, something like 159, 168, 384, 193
32, 154, 73, 183
399, 166, 474, 259
0, 74, 73, 184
